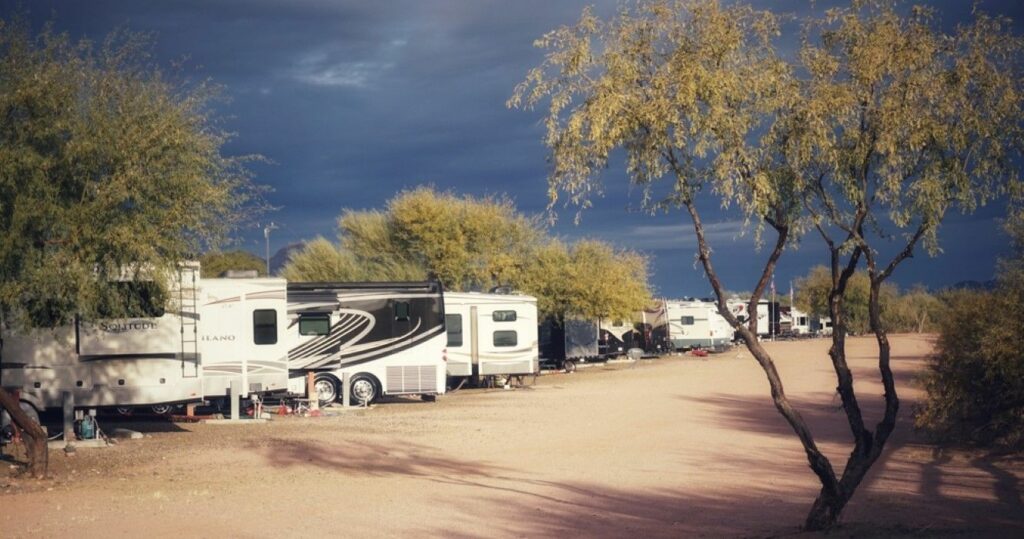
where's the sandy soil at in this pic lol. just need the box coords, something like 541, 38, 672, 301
2, 334, 1022, 538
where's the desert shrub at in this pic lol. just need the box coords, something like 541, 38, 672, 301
917, 217, 1024, 448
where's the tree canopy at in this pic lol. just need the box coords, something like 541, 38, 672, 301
0, 20, 261, 330
199, 250, 266, 278
282, 187, 652, 321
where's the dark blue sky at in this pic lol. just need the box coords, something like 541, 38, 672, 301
5, 1, 1021, 297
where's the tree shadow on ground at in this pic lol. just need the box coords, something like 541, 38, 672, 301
675, 392, 902, 448
247, 437, 509, 479
246, 420, 1022, 537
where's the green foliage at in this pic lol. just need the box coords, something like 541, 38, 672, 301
386, 187, 541, 290
199, 250, 265, 278
282, 187, 653, 320
795, 266, 943, 334
281, 237, 427, 283
917, 212, 1024, 448
510, 0, 793, 225
0, 20, 260, 328
517, 239, 652, 321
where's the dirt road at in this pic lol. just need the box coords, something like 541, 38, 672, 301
2, 335, 1022, 537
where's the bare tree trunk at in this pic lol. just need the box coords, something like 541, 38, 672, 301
0, 387, 48, 479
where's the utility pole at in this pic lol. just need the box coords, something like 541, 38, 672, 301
263, 222, 278, 276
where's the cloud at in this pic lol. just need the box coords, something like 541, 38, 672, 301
606, 221, 752, 251
289, 48, 396, 87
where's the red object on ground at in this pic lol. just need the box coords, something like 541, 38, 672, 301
691, 349, 709, 357
277, 404, 291, 416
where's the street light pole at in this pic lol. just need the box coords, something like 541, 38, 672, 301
263, 222, 277, 276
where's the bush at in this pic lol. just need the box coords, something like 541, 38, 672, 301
916, 216, 1024, 448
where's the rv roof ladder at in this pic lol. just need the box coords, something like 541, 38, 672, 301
179, 265, 200, 379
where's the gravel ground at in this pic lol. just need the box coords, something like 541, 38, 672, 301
1, 334, 1021, 538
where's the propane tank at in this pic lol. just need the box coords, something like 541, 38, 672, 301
76, 415, 96, 440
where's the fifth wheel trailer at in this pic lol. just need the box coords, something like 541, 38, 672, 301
443, 292, 539, 382
284, 281, 447, 405
0, 267, 292, 414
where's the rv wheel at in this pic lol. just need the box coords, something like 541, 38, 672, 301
563, 360, 577, 373
115, 407, 134, 416
151, 404, 174, 416
313, 374, 339, 406
350, 374, 379, 405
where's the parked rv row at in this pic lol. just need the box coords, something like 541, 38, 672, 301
0, 268, 546, 422
0, 264, 833, 423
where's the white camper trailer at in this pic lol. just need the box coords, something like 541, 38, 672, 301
285, 281, 447, 406
0, 265, 204, 413
443, 292, 539, 381
727, 299, 781, 338
788, 307, 811, 335
664, 300, 733, 351
0, 268, 292, 414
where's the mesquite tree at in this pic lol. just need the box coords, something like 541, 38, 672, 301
0, 21, 261, 477
510, 0, 1023, 530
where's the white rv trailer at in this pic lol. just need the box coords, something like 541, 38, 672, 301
726, 299, 782, 338
811, 315, 834, 336
0, 269, 292, 414
285, 281, 447, 405
443, 292, 539, 381
0, 265, 203, 413
664, 300, 733, 351
787, 307, 811, 335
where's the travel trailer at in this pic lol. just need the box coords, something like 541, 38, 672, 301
285, 281, 447, 405
664, 300, 733, 352
811, 315, 834, 336
0, 266, 292, 414
727, 299, 781, 338
599, 302, 671, 357
443, 292, 539, 382
539, 317, 600, 370
780, 306, 811, 336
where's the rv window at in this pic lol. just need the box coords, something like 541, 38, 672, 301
681, 316, 695, 325
253, 309, 278, 345
394, 301, 410, 321
299, 313, 330, 336
493, 330, 517, 347
492, 310, 516, 322
446, 314, 463, 347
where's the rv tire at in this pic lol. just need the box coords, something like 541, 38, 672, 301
151, 404, 174, 416
313, 374, 340, 406
350, 374, 380, 405
563, 360, 577, 373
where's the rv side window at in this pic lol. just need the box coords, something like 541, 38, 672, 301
681, 316, 695, 325
253, 309, 278, 345
446, 314, 463, 347
394, 301, 410, 321
492, 310, 516, 322
299, 313, 331, 336
493, 330, 517, 347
